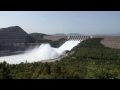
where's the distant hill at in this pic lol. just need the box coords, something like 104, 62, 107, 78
52, 33, 67, 36
52, 33, 84, 36
67, 33, 83, 36
110, 33, 120, 36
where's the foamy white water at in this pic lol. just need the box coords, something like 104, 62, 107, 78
59, 40, 81, 51
0, 40, 81, 64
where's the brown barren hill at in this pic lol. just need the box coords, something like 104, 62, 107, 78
43, 36, 68, 41
93, 36, 120, 49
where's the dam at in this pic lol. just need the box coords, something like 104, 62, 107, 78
59, 35, 90, 51
0, 35, 91, 64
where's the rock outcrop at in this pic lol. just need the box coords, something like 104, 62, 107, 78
0, 26, 39, 56
0, 26, 36, 44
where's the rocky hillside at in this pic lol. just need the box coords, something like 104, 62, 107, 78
0, 26, 38, 55
0, 26, 36, 44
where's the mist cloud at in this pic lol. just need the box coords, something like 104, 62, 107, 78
0, 40, 80, 64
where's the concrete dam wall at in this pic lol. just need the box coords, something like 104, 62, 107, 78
68, 35, 90, 41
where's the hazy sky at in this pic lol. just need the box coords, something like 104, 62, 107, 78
0, 11, 120, 35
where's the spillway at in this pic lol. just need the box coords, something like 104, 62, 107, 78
0, 40, 80, 64
0, 40, 81, 64
0, 35, 90, 64
59, 40, 81, 51
0, 44, 64, 64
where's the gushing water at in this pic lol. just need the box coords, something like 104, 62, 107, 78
59, 40, 81, 51
0, 40, 80, 64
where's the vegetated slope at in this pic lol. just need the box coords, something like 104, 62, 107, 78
30, 33, 49, 40
29, 33, 51, 43
1, 38, 120, 79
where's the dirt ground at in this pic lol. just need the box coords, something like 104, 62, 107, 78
43, 36, 67, 41
93, 36, 120, 49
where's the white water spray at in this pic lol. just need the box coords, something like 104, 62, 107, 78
0, 40, 80, 64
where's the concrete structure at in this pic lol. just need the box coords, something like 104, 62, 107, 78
68, 35, 90, 41
44, 35, 91, 41
42, 35, 91, 63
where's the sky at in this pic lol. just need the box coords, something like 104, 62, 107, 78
0, 11, 120, 35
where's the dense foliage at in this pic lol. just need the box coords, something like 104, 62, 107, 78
30, 33, 48, 40
1, 38, 120, 79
